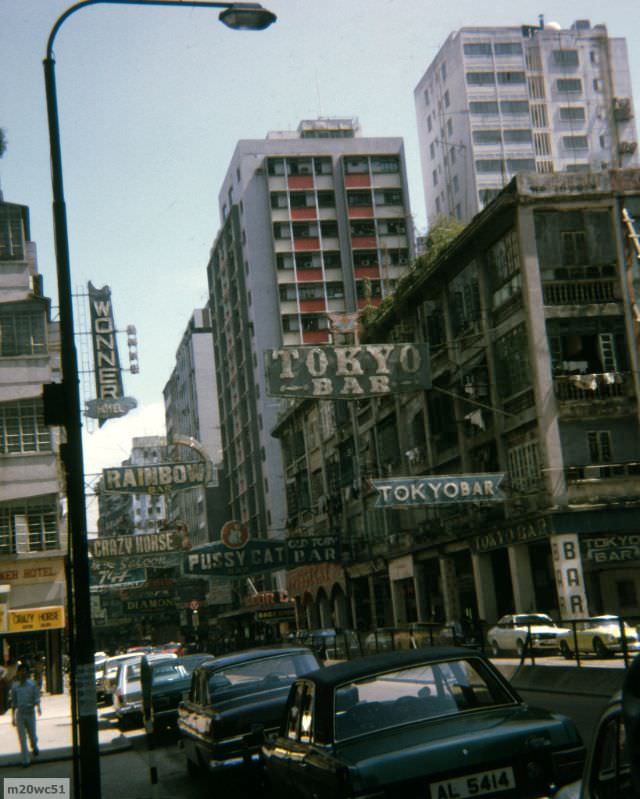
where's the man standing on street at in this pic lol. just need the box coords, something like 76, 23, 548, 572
10, 662, 41, 767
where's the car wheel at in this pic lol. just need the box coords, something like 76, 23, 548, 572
560, 640, 573, 659
516, 639, 526, 657
593, 637, 610, 659
491, 639, 501, 657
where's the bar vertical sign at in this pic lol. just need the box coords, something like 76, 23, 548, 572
88, 282, 124, 426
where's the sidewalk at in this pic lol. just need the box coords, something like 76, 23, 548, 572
0, 690, 131, 768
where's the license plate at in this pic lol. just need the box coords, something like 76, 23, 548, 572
430, 766, 515, 799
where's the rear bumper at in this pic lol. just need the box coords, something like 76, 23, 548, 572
208, 752, 261, 773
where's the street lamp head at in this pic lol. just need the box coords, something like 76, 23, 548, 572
219, 2, 277, 31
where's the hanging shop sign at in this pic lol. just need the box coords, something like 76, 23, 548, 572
0, 558, 65, 585
265, 344, 431, 399
90, 553, 183, 572
123, 596, 178, 615
90, 566, 146, 591
101, 462, 208, 494
89, 529, 186, 558
372, 474, 505, 508
85, 396, 137, 421
470, 516, 549, 553
185, 534, 341, 577
8, 606, 65, 633
582, 535, 640, 564
551, 533, 589, 618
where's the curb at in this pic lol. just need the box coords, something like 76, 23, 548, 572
496, 663, 626, 698
0, 735, 132, 768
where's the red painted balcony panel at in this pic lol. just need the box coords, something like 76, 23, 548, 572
288, 175, 314, 189
294, 238, 321, 251
300, 299, 326, 312
344, 174, 370, 188
291, 207, 317, 220
351, 236, 378, 248
303, 330, 330, 344
296, 269, 324, 281
348, 206, 374, 218
355, 266, 380, 278
357, 296, 382, 309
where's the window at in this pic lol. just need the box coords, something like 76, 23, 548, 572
466, 72, 495, 86
351, 220, 375, 237
0, 206, 25, 259
453, 175, 459, 193
504, 129, 532, 144
447, 119, 453, 136
559, 106, 586, 122
298, 283, 324, 301
444, 90, 450, 108
563, 135, 588, 150
279, 284, 298, 302
508, 441, 541, 491
0, 399, 51, 454
561, 230, 588, 266
473, 130, 502, 145
347, 191, 372, 207
488, 230, 521, 310
432, 169, 439, 186
441, 62, 447, 81
494, 42, 522, 55
344, 157, 368, 174
500, 100, 529, 114
370, 156, 400, 173
0, 310, 47, 356
495, 325, 530, 397
427, 115, 432, 132
470, 101, 499, 115
553, 50, 579, 67
424, 88, 430, 106
464, 42, 492, 56
475, 159, 504, 173
450, 147, 456, 165
593, 78, 603, 92
528, 77, 546, 100
429, 142, 435, 159
557, 78, 582, 93
326, 282, 345, 299
588, 431, 612, 463
479, 188, 501, 206
534, 133, 551, 156
530, 104, 548, 127
497, 71, 525, 84
507, 159, 535, 172
0, 499, 59, 554
378, 219, 406, 235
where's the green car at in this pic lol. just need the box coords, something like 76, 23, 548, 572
263, 647, 585, 799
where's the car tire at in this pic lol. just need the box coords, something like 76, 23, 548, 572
560, 640, 573, 659
491, 640, 501, 657
516, 639, 526, 657
593, 637, 611, 659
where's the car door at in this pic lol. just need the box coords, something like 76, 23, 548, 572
267, 681, 306, 798
495, 616, 514, 649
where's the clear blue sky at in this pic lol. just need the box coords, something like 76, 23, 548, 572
1, 0, 639, 496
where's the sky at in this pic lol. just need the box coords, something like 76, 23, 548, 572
1, 0, 639, 525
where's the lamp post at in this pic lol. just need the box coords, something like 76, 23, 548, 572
42, 3, 276, 797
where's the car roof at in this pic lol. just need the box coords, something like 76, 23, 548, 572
196, 646, 314, 671
303, 646, 480, 688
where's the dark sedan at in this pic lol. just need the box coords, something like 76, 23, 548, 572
178, 646, 320, 779
263, 646, 586, 799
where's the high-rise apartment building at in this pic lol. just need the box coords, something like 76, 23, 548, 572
207, 119, 414, 566
415, 18, 639, 225
0, 198, 66, 689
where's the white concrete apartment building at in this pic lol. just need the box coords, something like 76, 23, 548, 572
207, 118, 415, 564
415, 18, 639, 225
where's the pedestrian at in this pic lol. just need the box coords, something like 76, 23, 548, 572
34, 655, 46, 692
10, 662, 41, 767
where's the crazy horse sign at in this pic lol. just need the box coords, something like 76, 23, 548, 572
264, 344, 431, 399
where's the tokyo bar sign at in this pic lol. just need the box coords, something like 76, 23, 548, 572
372, 474, 505, 507
265, 344, 431, 399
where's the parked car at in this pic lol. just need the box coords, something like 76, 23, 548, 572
97, 653, 141, 704
555, 653, 640, 798
178, 646, 320, 778
487, 613, 570, 656
113, 653, 177, 729
558, 615, 640, 659
263, 646, 586, 799
295, 629, 361, 660
178, 653, 215, 675
147, 659, 192, 731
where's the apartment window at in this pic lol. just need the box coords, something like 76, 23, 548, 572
473, 130, 502, 145
424, 88, 430, 106
427, 115, 432, 132
475, 159, 503, 173
557, 78, 582, 93
588, 431, 612, 463
432, 169, 439, 186
314, 157, 332, 175
560, 106, 586, 122
534, 132, 551, 156
326, 282, 345, 299
347, 190, 373, 207
488, 229, 521, 309
0, 399, 51, 454
0, 310, 47, 356
466, 72, 494, 86
593, 79, 603, 92
528, 77, 546, 100
553, 50, 579, 67
298, 283, 325, 301
501, 100, 529, 114
301, 315, 328, 332
444, 90, 450, 108
276, 254, 295, 270
435, 197, 441, 214
429, 142, 435, 160
370, 156, 400, 173
494, 42, 523, 55
344, 157, 368, 174
508, 440, 541, 491
504, 129, 532, 144
530, 104, 548, 127
441, 62, 447, 81
447, 119, 453, 136
453, 175, 459, 193
479, 188, 501, 205
495, 324, 530, 398
0, 206, 25, 260
497, 71, 525, 84
470, 101, 499, 115
464, 42, 492, 56
351, 220, 376, 237
282, 315, 300, 332
563, 135, 588, 150
279, 284, 298, 302
561, 230, 588, 265
507, 158, 535, 172
378, 218, 406, 235
0, 499, 58, 554
450, 147, 456, 165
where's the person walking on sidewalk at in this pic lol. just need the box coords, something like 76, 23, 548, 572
10, 662, 41, 767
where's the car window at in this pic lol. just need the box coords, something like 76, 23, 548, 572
152, 663, 188, 686
334, 658, 516, 741
285, 682, 306, 740
207, 653, 318, 703
514, 614, 554, 626
592, 714, 633, 799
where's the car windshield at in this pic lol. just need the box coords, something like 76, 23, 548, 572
514, 614, 554, 626
588, 617, 619, 627
207, 652, 318, 703
152, 663, 188, 686
334, 658, 516, 741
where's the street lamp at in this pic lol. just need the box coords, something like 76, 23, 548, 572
42, 3, 276, 797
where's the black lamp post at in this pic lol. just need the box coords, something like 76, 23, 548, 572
42, 3, 276, 797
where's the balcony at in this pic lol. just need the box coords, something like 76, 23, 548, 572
344, 174, 370, 188
543, 278, 618, 305
566, 461, 640, 505
291, 208, 317, 221
348, 206, 374, 218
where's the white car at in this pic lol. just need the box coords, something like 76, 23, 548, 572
557, 615, 640, 659
487, 613, 569, 657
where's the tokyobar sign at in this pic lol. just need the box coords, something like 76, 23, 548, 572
101, 462, 208, 494
372, 474, 505, 507
265, 344, 431, 399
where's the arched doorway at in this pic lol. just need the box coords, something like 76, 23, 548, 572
331, 583, 350, 628
316, 588, 332, 628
